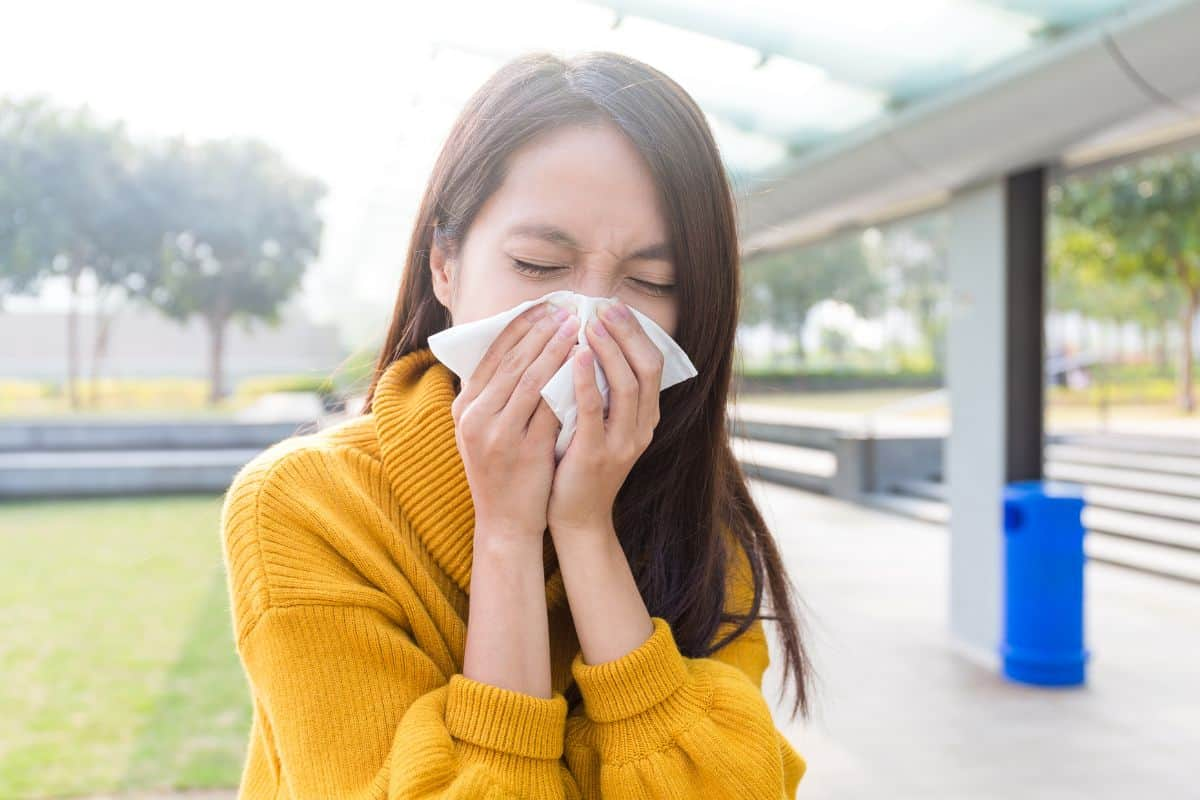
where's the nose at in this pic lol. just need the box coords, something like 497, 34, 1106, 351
571, 262, 621, 300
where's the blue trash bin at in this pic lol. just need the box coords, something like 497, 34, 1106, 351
999, 479, 1089, 686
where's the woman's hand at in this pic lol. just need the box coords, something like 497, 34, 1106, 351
547, 298, 664, 540
451, 300, 580, 545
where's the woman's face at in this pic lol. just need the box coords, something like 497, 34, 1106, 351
430, 122, 678, 339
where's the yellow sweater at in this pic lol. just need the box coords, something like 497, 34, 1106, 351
220, 345, 806, 799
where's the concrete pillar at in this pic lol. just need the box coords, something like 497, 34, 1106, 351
945, 168, 1046, 663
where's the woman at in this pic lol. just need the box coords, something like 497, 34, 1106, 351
221, 50, 814, 799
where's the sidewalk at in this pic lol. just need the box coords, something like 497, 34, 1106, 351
755, 481, 1197, 799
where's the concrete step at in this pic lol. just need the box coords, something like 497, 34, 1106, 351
1044, 462, 1200, 500
867, 488, 1200, 585
729, 417, 838, 451
885, 480, 1200, 556
0, 419, 312, 452
1076, 485, 1200, 526
732, 437, 834, 495
1047, 444, 1200, 478
861, 491, 949, 524
731, 437, 836, 476
1084, 534, 1200, 585
1083, 507, 1200, 553
896, 479, 1200, 527
1051, 432, 1200, 458
890, 478, 948, 502
0, 448, 263, 498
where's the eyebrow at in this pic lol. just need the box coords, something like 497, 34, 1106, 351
507, 222, 673, 263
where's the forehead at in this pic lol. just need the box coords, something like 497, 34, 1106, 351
486, 123, 668, 248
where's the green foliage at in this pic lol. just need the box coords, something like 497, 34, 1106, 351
0, 95, 158, 302
736, 364, 941, 393
136, 137, 326, 329
1048, 378, 1178, 406
740, 214, 947, 368
737, 365, 940, 380
1050, 148, 1200, 410
0, 95, 329, 405
234, 373, 335, 398
0, 373, 347, 416
742, 230, 886, 341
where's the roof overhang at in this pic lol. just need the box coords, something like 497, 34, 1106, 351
735, 0, 1200, 255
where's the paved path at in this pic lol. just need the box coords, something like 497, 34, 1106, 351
754, 480, 1197, 799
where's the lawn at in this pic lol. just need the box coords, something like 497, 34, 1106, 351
737, 388, 928, 412
737, 387, 1200, 430
0, 495, 248, 799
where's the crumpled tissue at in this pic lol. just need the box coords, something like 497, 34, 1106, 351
427, 289, 698, 460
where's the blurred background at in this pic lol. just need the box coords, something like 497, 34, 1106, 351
1, 1, 1197, 798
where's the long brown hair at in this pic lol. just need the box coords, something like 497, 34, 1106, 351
359, 50, 815, 720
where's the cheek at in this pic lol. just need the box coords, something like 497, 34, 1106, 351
450, 253, 538, 322
625, 297, 677, 340
661, 312, 678, 340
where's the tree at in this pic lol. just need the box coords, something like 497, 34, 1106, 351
136, 137, 326, 403
1054, 150, 1200, 411
0, 97, 153, 407
741, 230, 884, 362
0, 98, 52, 309
1048, 215, 1178, 366
873, 215, 949, 369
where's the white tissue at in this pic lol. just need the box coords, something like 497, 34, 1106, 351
427, 289, 699, 460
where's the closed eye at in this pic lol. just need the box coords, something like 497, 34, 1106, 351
510, 259, 675, 297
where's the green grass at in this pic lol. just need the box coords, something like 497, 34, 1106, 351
0, 372, 346, 418
736, 388, 931, 412
0, 495, 248, 799
737, 385, 1200, 420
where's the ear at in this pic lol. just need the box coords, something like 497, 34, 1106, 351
429, 228, 454, 310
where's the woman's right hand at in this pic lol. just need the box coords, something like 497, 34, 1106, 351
450, 299, 580, 546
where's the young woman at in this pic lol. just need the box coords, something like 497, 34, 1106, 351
221, 50, 814, 799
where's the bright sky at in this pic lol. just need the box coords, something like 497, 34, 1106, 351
4, 0, 790, 348
5, 0, 1056, 349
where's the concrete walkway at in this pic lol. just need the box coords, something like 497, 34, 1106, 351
755, 480, 1197, 799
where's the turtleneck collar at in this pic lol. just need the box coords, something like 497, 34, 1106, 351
372, 346, 567, 611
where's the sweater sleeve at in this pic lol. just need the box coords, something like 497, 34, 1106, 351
561, 537, 807, 799
221, 447, 583, 799
237, 603, 582, 799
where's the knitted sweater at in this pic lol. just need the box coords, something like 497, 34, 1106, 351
220, 345, 806, 798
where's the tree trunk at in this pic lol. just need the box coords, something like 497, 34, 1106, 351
66, 266, 81, 411
1180, 290, 1198, 414
1156, 321, 1170, 372
88, 289, 116, 409
207, 313, 227, 406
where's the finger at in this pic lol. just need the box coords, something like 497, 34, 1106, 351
527, 395, 562, 451
584, 315, 637, 439
597, 300, 665, 431
458, 301, 553, 406
571, 345, 605, 450
473, 305, 570, 416
496, 313, 579, 431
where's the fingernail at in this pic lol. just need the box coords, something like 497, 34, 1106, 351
549, 302, 570, 322
599, 299, 623, 322
589, 318, 609, 338
530, 303, 549, 321
557, 316, 578, 337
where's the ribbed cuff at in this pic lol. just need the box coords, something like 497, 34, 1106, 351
570, 616, 690, 723
444, 673, 567, 760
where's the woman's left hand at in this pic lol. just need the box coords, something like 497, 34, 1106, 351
546, 298, 664, 540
